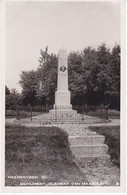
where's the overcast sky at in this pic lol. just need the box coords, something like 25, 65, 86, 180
5, 1, 121, 92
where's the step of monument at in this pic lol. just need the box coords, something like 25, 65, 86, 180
32, 119, 84, 122
49, 110, 77, 116
44, 117, 93, 121
29, 120, 103, 125
23, 113, 105, 122
69, 135, 105, 146
50, 109, 77, 112
49, 118, 84, 121
66, 130, 97, 137
49, 119, 85, 122
70, 144, 108, 156
21, 119, 106, 126
33, 116, 84, 120
46, 119, 82, 121
49, 116, 83, 120
49, 121, 91, 125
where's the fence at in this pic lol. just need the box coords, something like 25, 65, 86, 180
5, 105, 109, 122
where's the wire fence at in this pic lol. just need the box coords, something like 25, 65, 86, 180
5, 105, 109, 122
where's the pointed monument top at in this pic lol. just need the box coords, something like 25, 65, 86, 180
59, 46, 67, 51
59, 46, 67, 54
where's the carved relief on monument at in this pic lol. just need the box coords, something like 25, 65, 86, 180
60, 66, 66, 72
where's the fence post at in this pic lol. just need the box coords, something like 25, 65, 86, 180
55, 105, 57, 122
83, 106, 85, 122
99, 105, 102, 119
16, 105, 20, 120
106, 105, 109, 120
30, 106, 32, 121
82, 106, 84, 122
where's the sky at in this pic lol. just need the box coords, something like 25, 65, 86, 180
5, 1, 121, 92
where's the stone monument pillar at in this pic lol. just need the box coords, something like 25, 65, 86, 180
50, 48, 77, 121
54, 48, 72, 109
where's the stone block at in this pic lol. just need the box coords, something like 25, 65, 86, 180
55, 91, 71, 107
69, 135, 105, 146
70, 144, 108, 156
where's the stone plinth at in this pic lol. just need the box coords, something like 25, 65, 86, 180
54, 91, 72, 109
49, 109, 77, 122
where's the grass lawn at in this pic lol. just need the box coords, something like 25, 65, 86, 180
5, 110, 42, 119
88, 126, 120, 167
5, 123, 87, 186
86, 109, 120, 119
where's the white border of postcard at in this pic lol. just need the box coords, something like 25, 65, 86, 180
0, 0, 126, 193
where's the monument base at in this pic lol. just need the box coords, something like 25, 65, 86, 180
49, 108, 77, 121
51, 89, 76, 121
53, 104, 72, 109
55, 91, 71, 107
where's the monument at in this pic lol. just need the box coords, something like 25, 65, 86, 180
54, 48, 72, 109
50, 48, 77, 121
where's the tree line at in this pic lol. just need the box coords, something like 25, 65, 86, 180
6, 43, 120, 110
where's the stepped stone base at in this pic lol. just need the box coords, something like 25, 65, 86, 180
17, 110, 110, 124
50, 108, 77, 114
49, 109, 78, 120
53, 105, 72, 109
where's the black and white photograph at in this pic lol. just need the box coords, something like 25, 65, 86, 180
1, 0, 126, 193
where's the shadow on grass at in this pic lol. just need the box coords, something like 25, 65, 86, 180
5, 123, 87, 186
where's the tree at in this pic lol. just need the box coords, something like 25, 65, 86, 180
97, 42, 111, 65
85, 44, 112, 105
108, 44, 120, 109
81, 47, 100, 105
18, 44, 120, 109
68, 51, 86, 105
19, 47, 58, 106
5, 85, 10, 95
68, 44, 120, 108
6, 88, 21, 110
68, 48, 100, 105
19, 70, 38, 106
36, 47, 57, 105
38, 46, 48, 66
